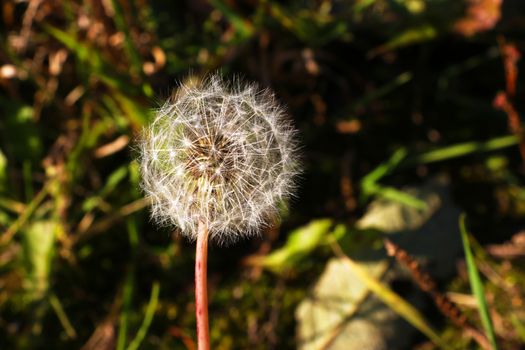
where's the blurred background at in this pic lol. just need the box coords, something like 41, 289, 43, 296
1, 0, 525, 349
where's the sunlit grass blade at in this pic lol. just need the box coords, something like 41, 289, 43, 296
364, 184, 428, 209
510, 314, 525, 343
82, 166, 128, 212
360, 148, 427, 209
406, 135, 518, 165
73, 197, 150, 244
248, 219, 333, 272
42, 24, 103, 71
117, 218, 140, 350
351, 72, 412, 111
43, 24, 144, 96
370, 24, 437, 56
117, 269, 134, 350
438, 46, 500, 89
0, 181, 52, 245
360, 136, 519, 208
362, 148, 407, 186
49, 293, 77, 339
0, 197, 25, 214
331, 241, 451, 349
126, 281, 160, 350
111, 91, 149, 128
459, 214, 498, 350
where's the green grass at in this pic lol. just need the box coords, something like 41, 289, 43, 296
459, 214, 498, 350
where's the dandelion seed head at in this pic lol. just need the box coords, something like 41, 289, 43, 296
138, 74, 300, 244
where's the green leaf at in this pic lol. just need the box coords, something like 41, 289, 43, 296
254, 219, 333, 272
459, 214, 498, 350
22, 220, 57, 300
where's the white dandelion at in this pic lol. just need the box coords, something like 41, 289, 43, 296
137, 74, 300, 350
138, 74, 300, 244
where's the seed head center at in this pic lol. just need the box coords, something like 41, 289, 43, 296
185, 133, 236, 182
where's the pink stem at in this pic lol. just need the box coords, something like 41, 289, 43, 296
195, 220, 210, 350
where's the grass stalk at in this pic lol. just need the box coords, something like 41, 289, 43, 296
459, 214, 498, 350
49, 293, 77, 339
331, 240, 450, 349
127, 281, 160, 350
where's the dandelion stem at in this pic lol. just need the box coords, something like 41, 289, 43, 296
195, 220, 210, 350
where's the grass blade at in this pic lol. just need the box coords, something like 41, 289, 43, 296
117, 218, 140, 350
0, 181, 52, 245
116, 269, 134, 350
360, 148, 428, 209
49, 293, 77, 339
351, 72, 413, 111
510, 314, 525, 343
406, 135, 518, 165
110, 0, 142, 77
459, 214, 498, 350
331, 241, 451, 349
126, 281, 160, 350
250, 219, 333, 272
